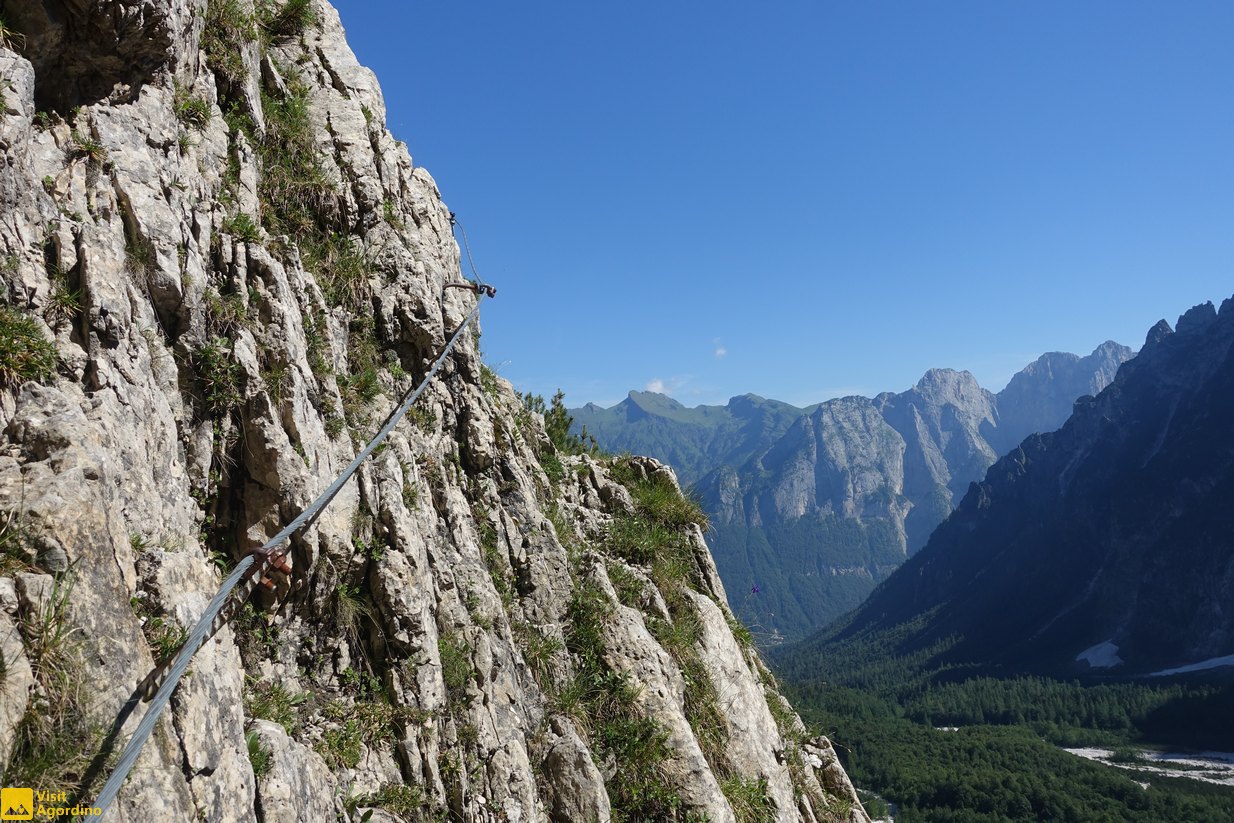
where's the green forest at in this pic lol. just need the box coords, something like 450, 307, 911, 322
709, 511, 905, 642
777, 641, 1234, 821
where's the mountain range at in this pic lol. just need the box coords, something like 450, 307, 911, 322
782, 299, 1234, 677
573, 341, 1134, 641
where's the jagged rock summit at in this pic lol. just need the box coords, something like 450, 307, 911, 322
0, 1, 868, 820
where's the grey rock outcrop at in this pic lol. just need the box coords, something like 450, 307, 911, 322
0, 2, 868, 821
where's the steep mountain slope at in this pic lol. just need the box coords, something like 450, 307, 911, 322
790, 299, 1234, 677
574, 391, 812, 486
576, 345, 1132, 642
0, 2, 868, 820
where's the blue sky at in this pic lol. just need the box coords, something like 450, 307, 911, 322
333, 1, 1234, 408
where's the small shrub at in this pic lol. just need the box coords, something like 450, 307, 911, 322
193, 337, 242, 413
381, 197, 402, 227
259, 0, 317, 39
233, 602, 281, 662
124, 233, 154, 275
0, 13, 27, 51
338, 365, 380, 426
438, 634, 475, 710
721, 777, 777, 823
511, 621, 562, 688
364, 783, 424, 817
68, 130, 107, 166
45, 268, 81, 326
316, 234, 370, 311
726, 613, 756, 651
605, 515, 680, 567
221, 212, 261, 242
0, 509, 36, 576
0, 305, 56, 388
521, 389, 598, 456
611, 458, 709, 530
541, 451, 564, 483
475, 509, 514, 608
333, 581, 369, 645
480, 364, 501, 399
245, 678, 307, 734
246, 730, 273, 778
206, 289, 251, 335
318, 698, 418, 769
204, 0, 257, 86
560, 572, 688, 823
5, 572, 101, 797
302, 312, 332, 380
257, 68, 335, 240
408, 405, 436, 433
261, 362, 290, 405
607, 562, 645, 608
174, 84, 212, 130
323, 698, 403, 745
140, 612, 189, 661
317, 719, 363, 769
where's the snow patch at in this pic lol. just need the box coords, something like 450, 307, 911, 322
1148, 652, 1234, 677
1076, 640, 1123, 668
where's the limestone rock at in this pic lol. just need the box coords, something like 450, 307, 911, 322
0, 2, 870, 821
249, 720, 336, 823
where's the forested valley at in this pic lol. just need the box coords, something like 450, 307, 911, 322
778, 640, 1234, 821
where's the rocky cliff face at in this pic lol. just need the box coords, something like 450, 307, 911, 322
0, 2, 867, 820
797, 299, 1234, 677
710, 346, 1133, 545
986, 341, 1131, 455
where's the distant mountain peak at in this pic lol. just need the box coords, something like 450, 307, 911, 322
1176, 301, 1218, 335
912, 367, 984, 396
1145, 318, 1173, 347
626, 390, 685, 410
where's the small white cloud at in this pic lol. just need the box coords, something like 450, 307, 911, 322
714, 346, 727, 359
644, 376, 690, 396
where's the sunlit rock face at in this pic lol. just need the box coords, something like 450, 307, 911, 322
0, 2, 869, 820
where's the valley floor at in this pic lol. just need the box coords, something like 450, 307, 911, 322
1064, 747, 1234, 787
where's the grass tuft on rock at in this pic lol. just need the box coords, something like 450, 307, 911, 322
0, 305, 56, 388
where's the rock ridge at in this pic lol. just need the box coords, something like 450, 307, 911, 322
576, 343, 1133, 641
